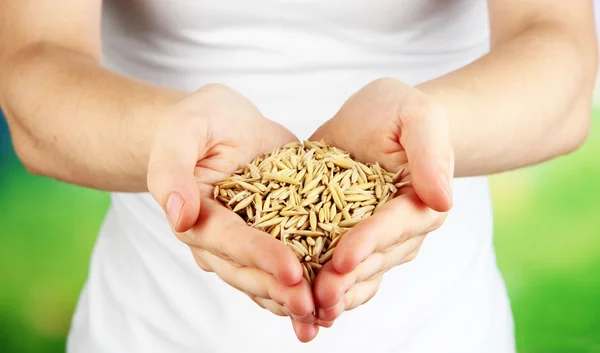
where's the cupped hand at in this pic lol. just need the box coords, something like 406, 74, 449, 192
146, 83, 318, 342
313, 188, 447, 323
309, 78, 454, 324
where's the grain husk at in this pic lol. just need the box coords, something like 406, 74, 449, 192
213, 140, 410, 285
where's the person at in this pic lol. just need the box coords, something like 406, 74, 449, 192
0, 1, 596, 352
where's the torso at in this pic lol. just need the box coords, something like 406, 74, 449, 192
67, 1, 516, 352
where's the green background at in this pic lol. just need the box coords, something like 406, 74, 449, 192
1, 107, 599, 352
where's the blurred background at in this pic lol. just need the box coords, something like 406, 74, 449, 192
2, 13, 600, 353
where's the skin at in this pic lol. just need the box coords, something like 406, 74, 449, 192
0, 0, 597, 345
0, 1, 319, 338
147, 84, 321, 339
307, 0, 598, 339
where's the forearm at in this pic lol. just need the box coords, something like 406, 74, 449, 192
0, 43, 187, 191
418, 22, 598, 177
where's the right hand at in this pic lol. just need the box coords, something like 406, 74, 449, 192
147, 83, 319, 342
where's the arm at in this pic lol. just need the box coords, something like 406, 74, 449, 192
310, 1, 598, 211
418, 0, 598, 177
0, 0, 186, 192
0, 2, 318, 339
309, 1, 598, 324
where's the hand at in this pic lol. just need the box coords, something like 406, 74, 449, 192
313, 189, 447, 324
309, 78, 454, 324
147, 83, 319, 342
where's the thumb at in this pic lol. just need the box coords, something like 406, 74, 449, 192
399, 100, 454, 212
147, 121, 207, 232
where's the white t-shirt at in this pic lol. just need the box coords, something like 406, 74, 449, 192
67, 1, 516, 352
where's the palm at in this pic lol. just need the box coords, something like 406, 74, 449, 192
176, 84, 298, 196
310, 91, 418, 198
194, 125, 297, 197
311, 78, 452, 213
311, 78, 412, 173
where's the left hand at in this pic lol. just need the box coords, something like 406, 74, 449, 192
309, 78, 454, 325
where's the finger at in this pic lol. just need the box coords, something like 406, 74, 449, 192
315, 239, 422, 311
250, 296, 316, 324
318, 274, 383, 322
291, 318, 319, 343
352, 235, 425, 283
189, 199, 304, 285
398, 96, 453, 212
317, 319, 335, 328
343, 275, 383, 311
332, 191, 442, 273
196, 249, 315, 317
190, 248, 213, 273
314, 261, 356, 310
147, 116, 209, 233
249, 296, 287, 316
317, 300, 345, 322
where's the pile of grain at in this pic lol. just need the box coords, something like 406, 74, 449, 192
213, 140, 409, 285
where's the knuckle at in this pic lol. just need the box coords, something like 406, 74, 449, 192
197, 262, 213, 273
362, 277, 382, 305
432, 216, 445, 230
272, 311, 286, 317
228, 275, 244, 293
403, 249, 420, 264
363, 268, 385, 283
343, 290, 355, 312
271, 306, 288, 317
395, 232, 411, 246
249, 296, 267, 310
192, 251, 213, 273
228, 260, 243, 268
382, 242, 399, 253
360, 253, 388, 282
429, 212, 448, 232
265, 282, 284, 305
380, 254, 394, 273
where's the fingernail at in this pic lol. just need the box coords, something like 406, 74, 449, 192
166, 192, 184, 228
443, 179, 452, 198
440, 174, 452, 203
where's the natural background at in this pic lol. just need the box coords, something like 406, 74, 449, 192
1, 102, 599, 353
2, 13, 600, 353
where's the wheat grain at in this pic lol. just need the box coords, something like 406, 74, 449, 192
319, 247, 335, 264
309, 210, 317, 231
213, 140, 411, 285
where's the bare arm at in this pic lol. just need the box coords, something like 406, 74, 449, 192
0, 0, 186, 191
418, 0, 598, 177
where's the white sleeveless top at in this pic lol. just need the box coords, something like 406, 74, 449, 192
67, 1, 516, 352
